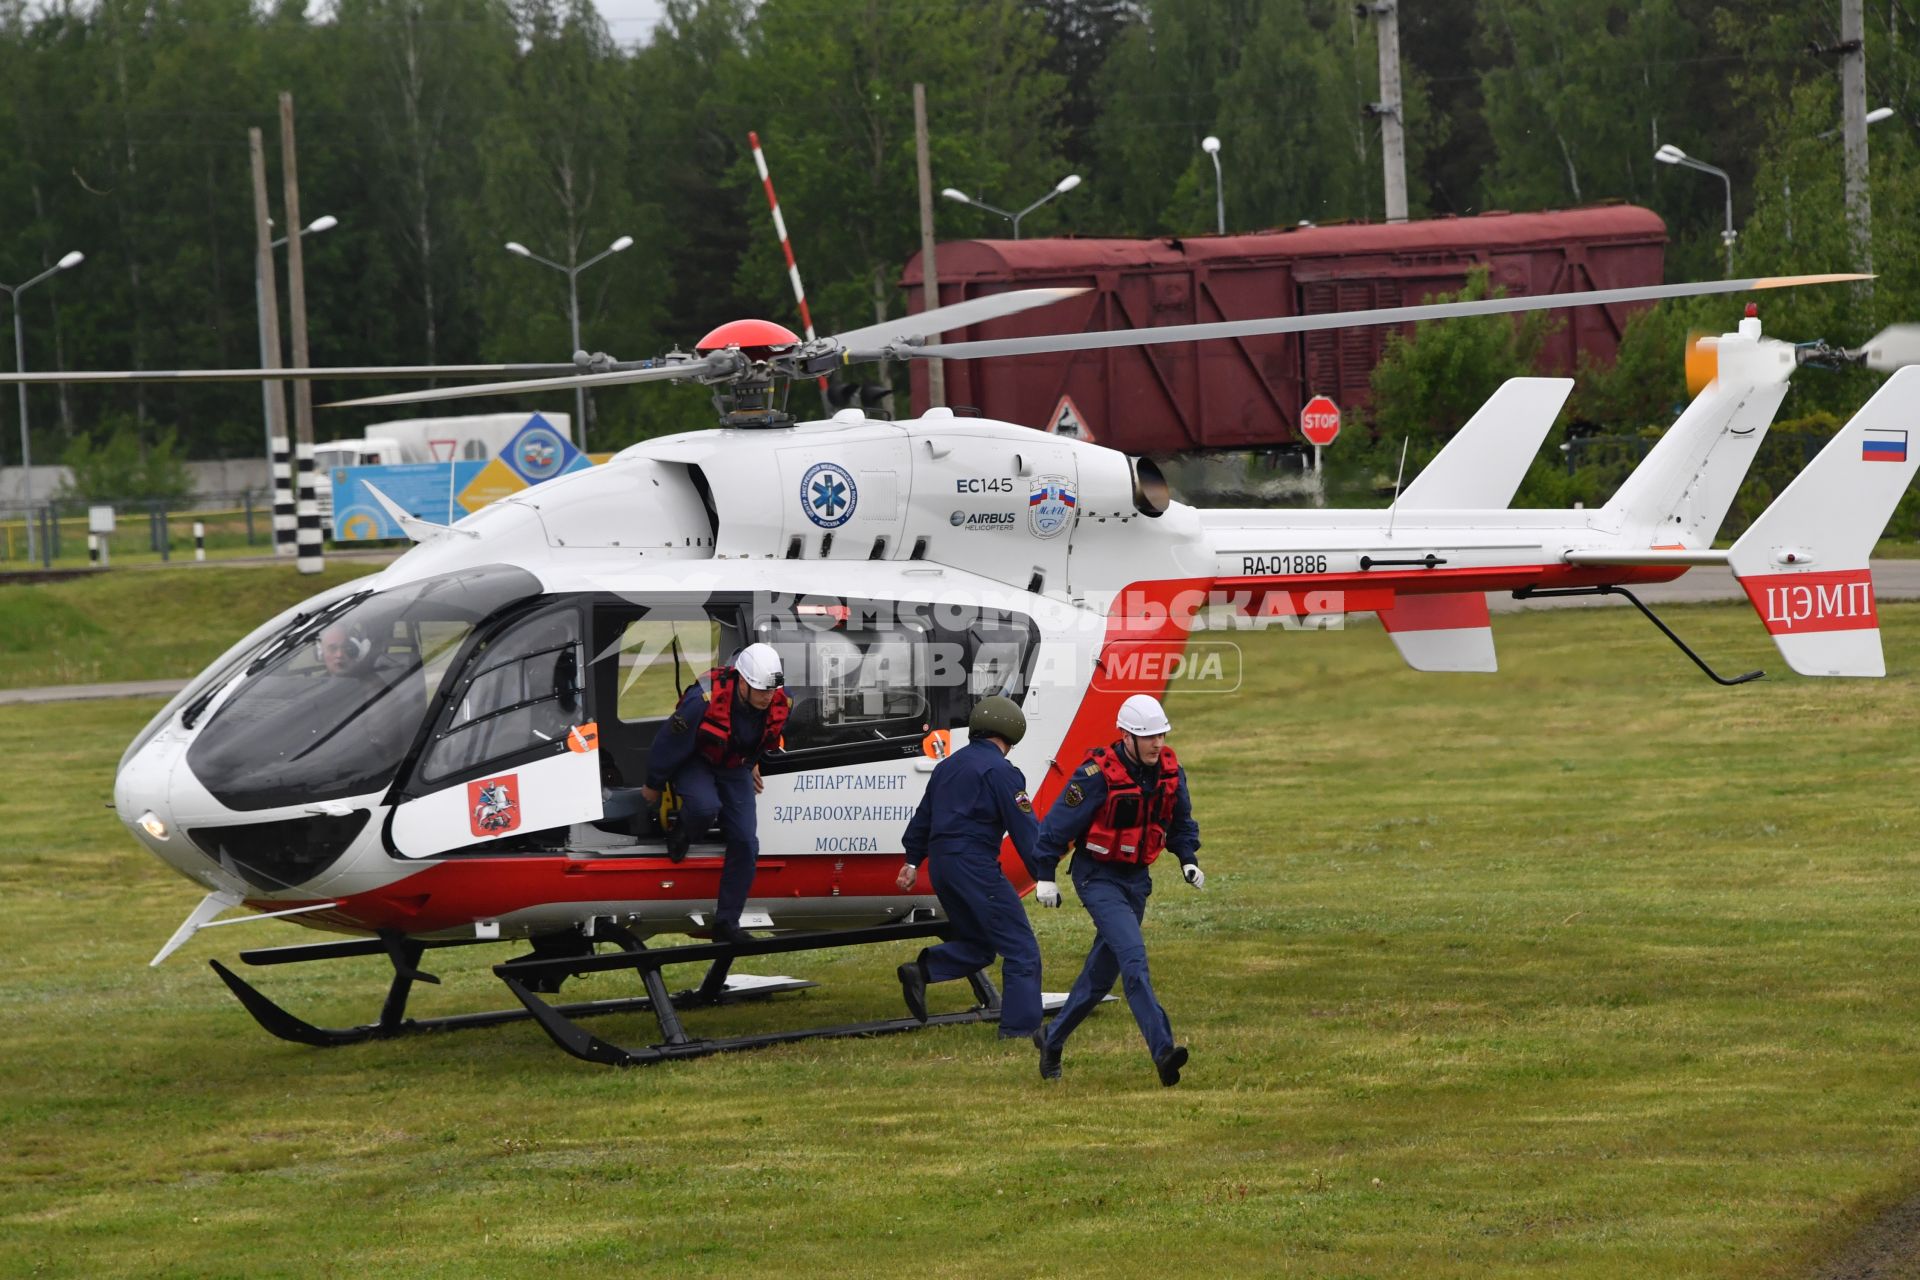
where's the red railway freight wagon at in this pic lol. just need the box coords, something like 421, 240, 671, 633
900, 205, 1665, 454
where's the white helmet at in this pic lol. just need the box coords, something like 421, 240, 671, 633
1117, 694, 1171, 735
735, 642, 785, 690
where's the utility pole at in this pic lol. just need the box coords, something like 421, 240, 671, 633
913, 83, 945, 408
279, 91, 322, 574
249, 128, 294, 559
1362, 0, 1409, 223
1840, 0, 1871, 273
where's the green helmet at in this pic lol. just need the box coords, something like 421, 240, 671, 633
968, 695, 1027, 746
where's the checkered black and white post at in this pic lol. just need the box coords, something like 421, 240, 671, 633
272, 435, 295, 557
295, 441, 324, 574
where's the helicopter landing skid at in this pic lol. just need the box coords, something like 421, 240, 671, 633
208, 927, 819, 1050
495, 921, 1003, 1067
207, 920, 990, 1062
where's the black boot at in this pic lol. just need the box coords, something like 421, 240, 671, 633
1154, 1044, 1189, 1088
664, 817, 690, 863
1035, 1027, 1062, 1081
897, 953, 929, 1023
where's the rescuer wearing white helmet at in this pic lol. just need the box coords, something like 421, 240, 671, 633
641, 641, 790, 944
1030, 692, 1203, 1085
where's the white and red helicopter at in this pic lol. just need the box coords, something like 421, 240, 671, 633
11, 272, 1919, 1065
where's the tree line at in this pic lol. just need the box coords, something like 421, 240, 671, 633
2, 0, 1917, 476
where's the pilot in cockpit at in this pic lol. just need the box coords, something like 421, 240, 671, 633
317, 621, 379, 680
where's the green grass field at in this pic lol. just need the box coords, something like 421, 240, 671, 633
3, 602, 1919, 1277
0, 562, 383, 688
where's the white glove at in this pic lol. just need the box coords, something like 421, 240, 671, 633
1182, 863, 1205, 890
1034, 880, 1061, 908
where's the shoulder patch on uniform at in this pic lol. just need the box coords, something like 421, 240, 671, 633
1063, 783, 1084, 807
1079, 763, 1099, 777
1015, 790, 1033, 814
668, 714, 689, 733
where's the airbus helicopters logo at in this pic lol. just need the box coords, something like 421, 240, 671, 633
1028, 475, 1076, 539
950, 510, 1017, 530
801, 462, 858, 529
468, 775, 521, 837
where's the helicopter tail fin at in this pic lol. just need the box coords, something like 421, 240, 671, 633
1370, 377, 1571, 673
1377, 593, 1497, 671
1727, 366, 1920, 677
1398, 377, 1571, 510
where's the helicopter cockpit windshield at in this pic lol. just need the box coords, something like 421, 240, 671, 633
185, 565, 540, 812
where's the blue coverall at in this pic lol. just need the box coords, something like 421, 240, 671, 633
901, 739, 1044, 1036
646, 680, 769, 933
1035, 743, 1200, 1062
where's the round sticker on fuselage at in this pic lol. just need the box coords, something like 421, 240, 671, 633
802, 462, 858, 528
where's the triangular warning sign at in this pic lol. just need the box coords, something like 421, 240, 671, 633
1047, 394, 1094, 443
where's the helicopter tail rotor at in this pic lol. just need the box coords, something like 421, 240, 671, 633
1860, 324, 1920, 372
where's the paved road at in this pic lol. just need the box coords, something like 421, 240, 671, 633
1488, 558, 1920, 612
0, 679, 190, 706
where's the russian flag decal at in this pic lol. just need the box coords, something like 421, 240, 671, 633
1862, 428, 1908, 463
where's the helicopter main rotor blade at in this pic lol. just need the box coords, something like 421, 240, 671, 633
0, 363, 585, 385
326, 355, 731, 408
1862, 324, 1920, 372
904, 273, 1874, 360
834, 287, 1088, 360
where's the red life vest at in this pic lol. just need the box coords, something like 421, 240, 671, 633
693, 667, 791, 768
1080, 741, 1181, 866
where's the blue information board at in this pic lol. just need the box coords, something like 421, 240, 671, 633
331, 462, 485, 542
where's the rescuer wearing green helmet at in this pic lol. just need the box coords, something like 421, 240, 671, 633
893, 694, 1044, 1042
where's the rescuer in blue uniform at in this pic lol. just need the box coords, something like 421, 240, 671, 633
641, 642, 789, 945
894, 695, 1044, 1041
1033, 694, 1203, 1086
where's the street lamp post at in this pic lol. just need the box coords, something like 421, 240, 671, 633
1201, 136, 1224, 235
504, 234, 634, 449
1655, 143, 1736, 275
3, 249, 84, 564
1787, 108, 1893, 245
256, 216, 337, 467
940, 174, 1082, 239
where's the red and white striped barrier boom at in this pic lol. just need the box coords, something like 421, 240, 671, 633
748, 130, 829, 402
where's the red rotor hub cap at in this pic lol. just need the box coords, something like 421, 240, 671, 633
696, 318, 802, 354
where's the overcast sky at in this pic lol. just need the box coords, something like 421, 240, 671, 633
594, 0, 669, 47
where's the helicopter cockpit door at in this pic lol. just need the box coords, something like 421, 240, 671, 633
389, 602, 604, 858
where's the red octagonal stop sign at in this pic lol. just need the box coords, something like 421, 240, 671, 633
1300, 395, 1341, 447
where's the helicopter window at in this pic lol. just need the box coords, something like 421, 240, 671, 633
760, 615, 932, 759
126, 582, 373, 773
608, 617, 725, 724
419, 605, 583, 785
185, 565, 541, 812
964, 620, 1037, 702
584, 604, 745, 790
